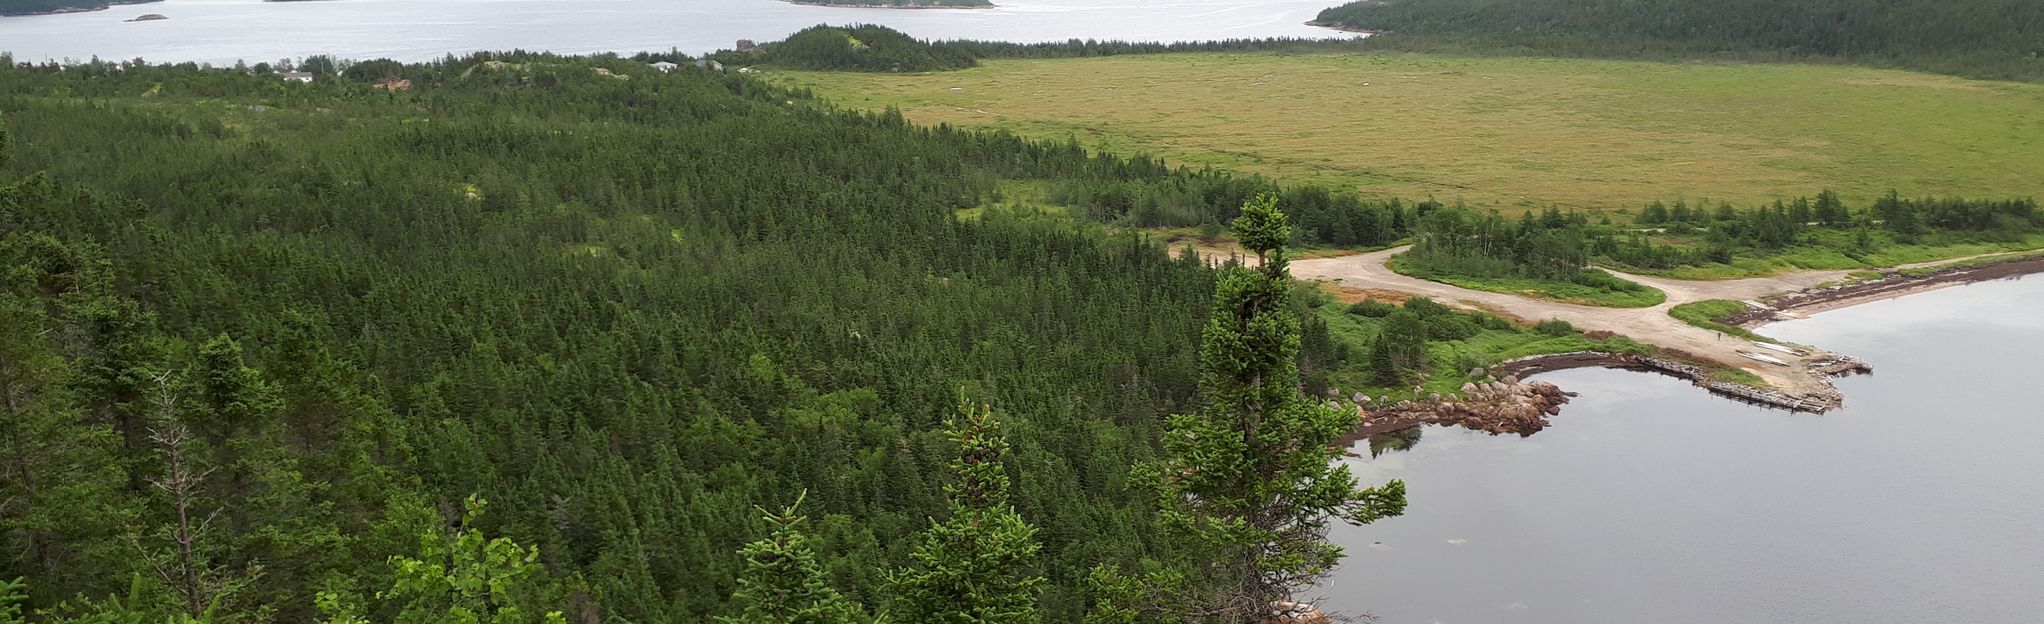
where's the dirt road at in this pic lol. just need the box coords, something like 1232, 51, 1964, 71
1290, 247, 1853, 393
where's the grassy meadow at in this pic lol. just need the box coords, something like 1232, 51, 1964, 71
1667, 299, 1766, 340
780, 52, 2044, 212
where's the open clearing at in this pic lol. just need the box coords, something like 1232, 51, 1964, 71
782, 53, 2044, 211
1292, 246, 1853, 394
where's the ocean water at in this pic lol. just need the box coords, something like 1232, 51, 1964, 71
0, 0, 1352, 64
1325, 275, 2044, 623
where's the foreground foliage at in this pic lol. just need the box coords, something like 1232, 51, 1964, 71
1152, 196, 1406, 621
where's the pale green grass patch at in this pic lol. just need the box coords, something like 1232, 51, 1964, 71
780, 53, 2044, 212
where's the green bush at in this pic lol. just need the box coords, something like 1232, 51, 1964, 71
1532, 319, 1576, 336
1424, 314, 1481, 341
1402, 296, 1453, 318
1348, 299, 1398, 317
1471, 312, 1519, 332
1667, 300, 1765, 340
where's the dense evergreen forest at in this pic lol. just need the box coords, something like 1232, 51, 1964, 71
1315, 0, 2044, 81
0, 0, 156, 16
942, 37, 1366, 60
0, 51, 1417, 623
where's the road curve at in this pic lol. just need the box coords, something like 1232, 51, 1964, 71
1289, 246, 1852, 393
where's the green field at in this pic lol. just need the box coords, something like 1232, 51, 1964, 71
1667, 299, 1766, 340
781, 52, 2044, 211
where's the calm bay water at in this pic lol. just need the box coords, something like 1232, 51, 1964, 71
0, 0, 1351, 65
1326, 275, 2044, 623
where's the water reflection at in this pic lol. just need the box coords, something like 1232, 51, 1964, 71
1365, 426, 1422, 458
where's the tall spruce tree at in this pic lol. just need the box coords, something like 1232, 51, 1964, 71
0, 296, 135, 604
884, 401, 1044, 624
722, 495, 874, 624
1159, 194, 1407, 622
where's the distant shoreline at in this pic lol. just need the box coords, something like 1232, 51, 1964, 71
783, 0, 997, 9
1739, 252, 2044, 322
0, 0, 161, 18
1304, 20, 1383, 35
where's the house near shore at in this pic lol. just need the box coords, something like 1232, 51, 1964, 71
649, 61, 679, 73
281, 71, 314, 83
693, 59, 724, 72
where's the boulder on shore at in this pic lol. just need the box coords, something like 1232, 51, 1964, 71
1370, 378, 1576, 436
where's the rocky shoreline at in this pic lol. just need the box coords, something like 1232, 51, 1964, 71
1340, 252, 2044, 444
1344, 373, 1576, 439
1728, 252, 2044, 325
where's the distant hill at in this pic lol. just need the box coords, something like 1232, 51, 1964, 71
0, 0, 159, 16
720, 24, 980, 72
1315, 0, 2044, 81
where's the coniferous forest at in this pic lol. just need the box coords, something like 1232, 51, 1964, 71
1315, 0, 2044, 81
0, 53, 1416, 623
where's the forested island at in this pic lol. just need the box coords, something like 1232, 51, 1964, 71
1313, 0, 2044, 81
0, 0, 158, 17
710, 24, 981, 71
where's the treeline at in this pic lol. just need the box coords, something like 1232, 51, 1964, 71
942, 37, 1370, 59
1315, 0, 2044, 82
1401, 205, 1657, 301
1404, 191, 2042, 277
1613, 192, 2040, 268
1044, 171, 1413, 247
707, 25, 1384, 72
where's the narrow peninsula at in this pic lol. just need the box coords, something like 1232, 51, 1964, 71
0, 0, 160, 17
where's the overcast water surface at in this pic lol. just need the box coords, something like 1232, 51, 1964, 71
0, 0, 1351, 64
1326, 275, 2044, 623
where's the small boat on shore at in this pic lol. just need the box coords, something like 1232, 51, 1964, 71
1751, 341, 1804, 356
